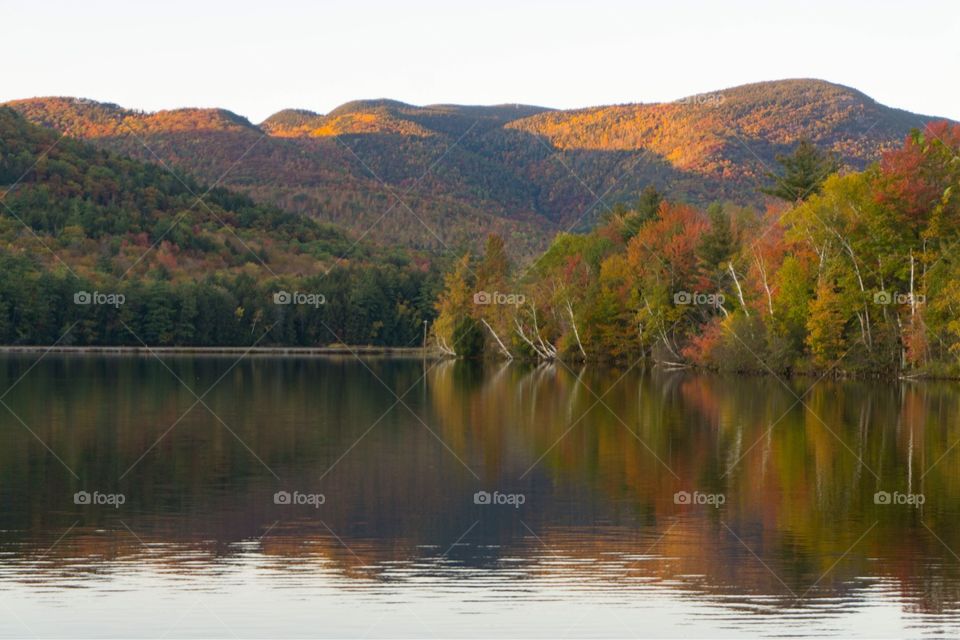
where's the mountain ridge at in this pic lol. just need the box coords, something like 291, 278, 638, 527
6, 79, 951, 254
10, 79, 946, 139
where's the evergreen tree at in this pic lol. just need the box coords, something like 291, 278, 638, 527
762, 139, 841, 202
620, 185, 664, 239
697, 203, 734, 269
635, 185, 664, 220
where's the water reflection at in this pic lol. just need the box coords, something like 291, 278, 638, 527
1, 354, 960, 637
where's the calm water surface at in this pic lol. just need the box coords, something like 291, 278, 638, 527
1, 354, 960, 638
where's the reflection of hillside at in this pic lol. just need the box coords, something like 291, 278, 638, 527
3, 357, 960, 613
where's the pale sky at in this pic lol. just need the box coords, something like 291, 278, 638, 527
4, 0, 960, 123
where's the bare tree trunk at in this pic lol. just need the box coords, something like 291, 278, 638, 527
728, 262, 749, 316
514, 318, 552, 360
565, 300, 587, 359
753, 251, 774, 317
642, 294, 680, 359
909, 251, 916, 318
481, 318, 513, 360
437, 336, 457, 357
895, 313, 906, 369
806, 231, 827, 278
878, 257, 889, 323
829, 228, 872, 349
855, 310, 868, 346
528, 304, 557, 358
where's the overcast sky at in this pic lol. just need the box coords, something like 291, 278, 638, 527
4, 0, 959, 122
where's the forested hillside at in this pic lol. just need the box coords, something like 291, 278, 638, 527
0, 108, 440, 347
432, 121, 960, 377
7, 79, 948, 255
7, 98, 556, 255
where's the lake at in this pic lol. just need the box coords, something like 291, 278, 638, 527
1, 353, 959, 638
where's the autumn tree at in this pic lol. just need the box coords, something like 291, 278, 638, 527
475, 234, 513, 358
628, 202, 710, 359
433, 254, 481, 357
806, 278, 848, 367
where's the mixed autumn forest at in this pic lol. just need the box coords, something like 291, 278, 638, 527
2, 79, 960, 376
0, 108, 437, 348
435, 124, 960, 377
6, 79, 943, 253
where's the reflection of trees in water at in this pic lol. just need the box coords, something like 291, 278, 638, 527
2, 357, 960, 613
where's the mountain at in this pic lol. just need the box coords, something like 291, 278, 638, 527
8, 97, 260, 137
7, 97, 554, 254
6, 80, 950, 254
0, 107, 438, 347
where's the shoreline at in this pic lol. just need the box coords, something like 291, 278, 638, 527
0, 345, 445, 358
0, 347, 954, 379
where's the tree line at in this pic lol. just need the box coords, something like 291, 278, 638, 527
432, 122, 960, 377
0, 107, 440, 347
